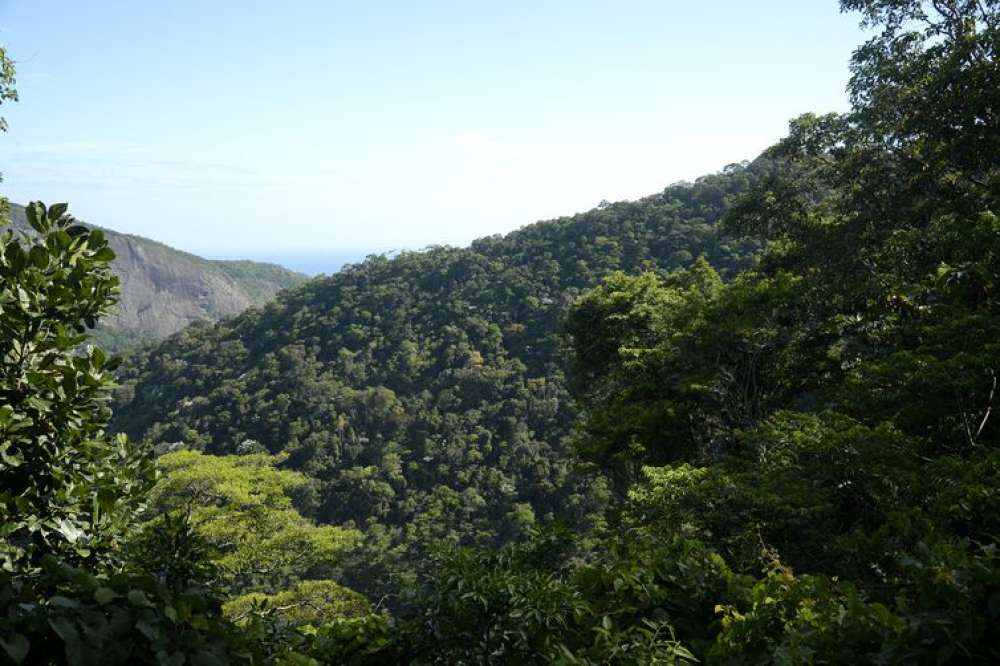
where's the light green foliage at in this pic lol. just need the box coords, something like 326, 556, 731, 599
144, 450, 361, 598
710, 565, 905, 664
568, 265, 816, 480
223, 579, 370, 626
0, 202, 152, 572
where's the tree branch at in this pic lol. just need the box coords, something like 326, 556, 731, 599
975, 371, 996, 440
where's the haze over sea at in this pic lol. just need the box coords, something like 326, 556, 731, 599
206, 250, 391, 277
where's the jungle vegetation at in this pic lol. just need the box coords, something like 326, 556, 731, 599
2, 1, 1000, 663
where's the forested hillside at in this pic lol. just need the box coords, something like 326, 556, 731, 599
4, 0, 1000, 663
110, 166, 762, 591
7, 203, 306, 351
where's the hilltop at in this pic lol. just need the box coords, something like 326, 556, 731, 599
6, 202, 307, 351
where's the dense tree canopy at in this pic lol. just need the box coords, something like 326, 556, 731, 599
110, 169, 762, 595
137, 450, 364, 624
554, 0, 1000, 660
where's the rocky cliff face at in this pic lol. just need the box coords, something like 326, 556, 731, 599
6, 203, 307, 351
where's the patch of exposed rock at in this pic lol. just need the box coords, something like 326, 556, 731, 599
6, 203, 306, 351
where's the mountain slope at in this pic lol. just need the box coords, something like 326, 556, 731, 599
6, 203, 307, 351
110, 162, 765, 592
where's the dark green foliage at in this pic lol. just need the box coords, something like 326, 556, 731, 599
0, 202, 256, 665
0, 555, 253, 666
624, 411, 927, 578
711, 542, 1000, 664
123, 512, 222, 595
391, 530, 727, 665
400, 529, 584, 664
0, 203, 153, 572
265, 614, 402, 665
555, 0, 1000, 661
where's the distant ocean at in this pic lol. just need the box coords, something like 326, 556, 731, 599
206, 250, 390, 277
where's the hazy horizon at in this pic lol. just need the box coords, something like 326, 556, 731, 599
204, 248, 392, 276
1, 1, 864, 257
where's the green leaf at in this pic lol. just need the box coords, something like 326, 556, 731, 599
90, 346, 106, 369
16, 286, 30, 309
0, 634, 29, 664
1, 444, 24, 468
25, 202, 46, 234
28, 245, 48, 268
127, 590, 153, 607
135, 618, 161, 641
94, 587, 119, 605
47, 203, 69, 221
55, 519, 86, 544
93, 247, 115, 263
50, 595, 81, 609
48, 616, 80, 643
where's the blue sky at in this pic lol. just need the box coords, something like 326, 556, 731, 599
0, 1, 865, 267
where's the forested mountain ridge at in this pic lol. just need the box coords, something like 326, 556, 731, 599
110, 163, 763, 590
6, 202, 307, 351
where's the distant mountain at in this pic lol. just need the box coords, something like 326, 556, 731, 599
6, 203, 307, 352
